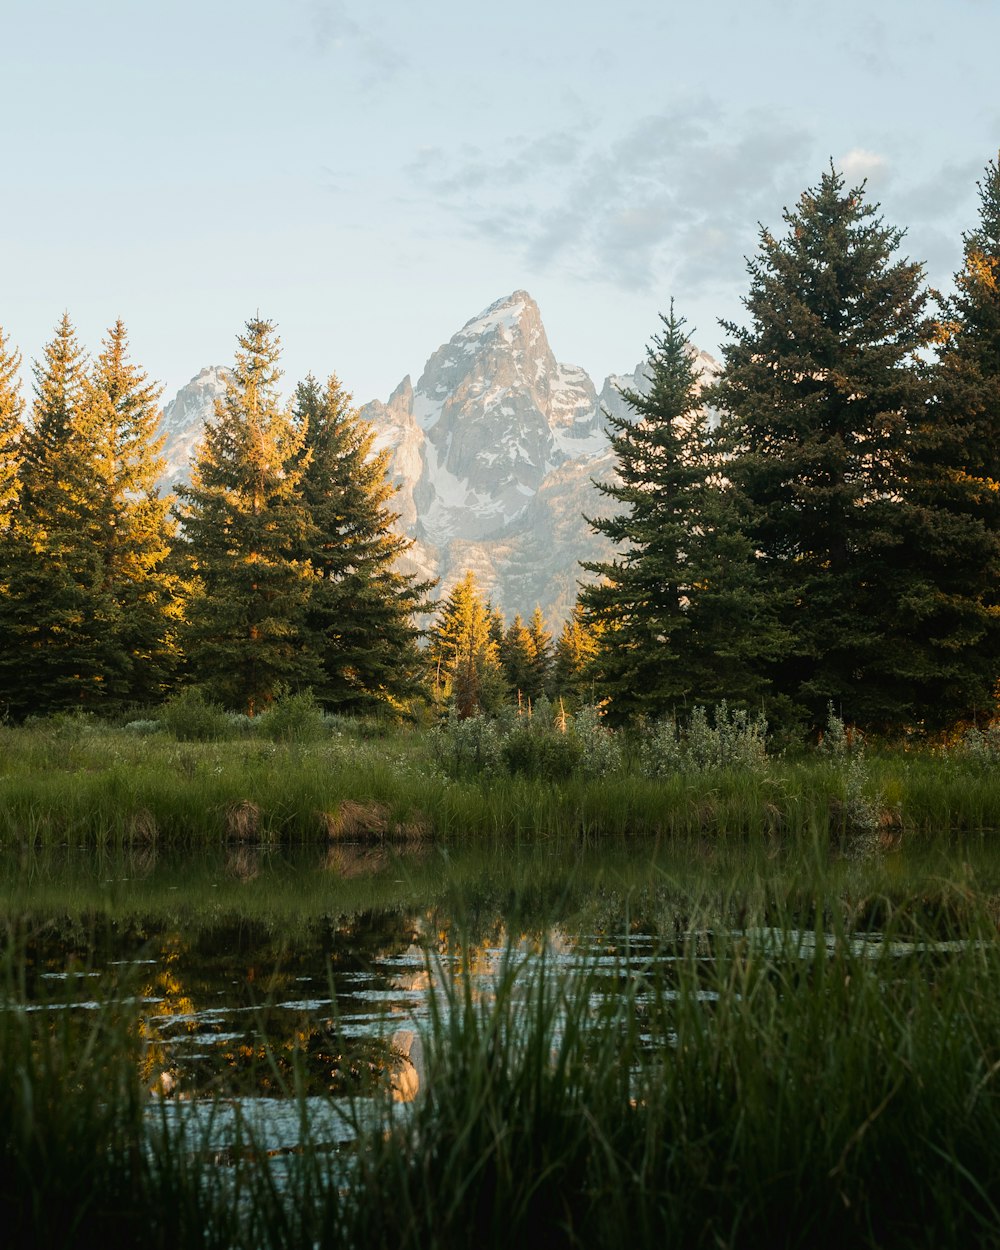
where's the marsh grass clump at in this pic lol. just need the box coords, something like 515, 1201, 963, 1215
341, 899, 1000, 1249
818, 706, 886, 854
6, 888, 1000, 1248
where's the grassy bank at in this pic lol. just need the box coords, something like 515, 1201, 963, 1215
5, 886, 1000, 1248
1, 716, 1000, 846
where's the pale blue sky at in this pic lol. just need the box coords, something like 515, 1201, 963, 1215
1, 0, 997, 404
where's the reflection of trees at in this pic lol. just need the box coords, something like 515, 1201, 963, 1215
137, 932, 197, 1091
134, 911, 431, 1099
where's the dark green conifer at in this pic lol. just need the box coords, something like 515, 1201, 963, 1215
526, 606, 553, 700
905, 151, 1000, 722
581, 303, 770, 722
500, 613, 535, 701
715, 168, 937, 730
292, 373, 431, 714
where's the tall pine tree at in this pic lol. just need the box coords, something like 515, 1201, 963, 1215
292, 373, 431, 714
427, 570, 506, 717
0, 315, 127, 716
500, 613, 535, 701
0, 325, 24, 529
87, 320, 183, 703
715, 168, 939, 730
581, 303, 771, 722
177, 318, 315, 715
904, 150, 1000, 723
552, 604, 601, 706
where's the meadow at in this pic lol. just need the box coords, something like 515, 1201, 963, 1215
1, 700, 1000, 848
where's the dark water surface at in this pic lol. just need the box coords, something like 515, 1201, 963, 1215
4, 837, 997, 1155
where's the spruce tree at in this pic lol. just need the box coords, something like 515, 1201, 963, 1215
0, 315, 126, 717
87, 320, 183, 703
500, 613, 535, 702
552, 604, 600, 706
943, 150, 1000, 475
427, 570, 506, 717
0, 326, 26, 719
177, 318, 315, 715
580, 303, 770, 722
0, 325, 24, 529
715, 167, 938, 730
907, 151, 1000, 722
292, 373, 431, 714
527, 606, 553, 700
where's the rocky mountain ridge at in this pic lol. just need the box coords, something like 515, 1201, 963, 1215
157, 292, 719, 624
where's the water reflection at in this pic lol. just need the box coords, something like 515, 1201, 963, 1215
5, 837, 1000, 1157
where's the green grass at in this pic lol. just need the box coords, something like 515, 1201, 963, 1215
5, 878, 1000, 1248
2, 719, 1000, 846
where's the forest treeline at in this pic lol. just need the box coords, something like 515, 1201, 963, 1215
0, 156, 998, 735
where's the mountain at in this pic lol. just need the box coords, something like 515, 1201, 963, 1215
156, 292, 719, 624
157, 366, 229, 492
359, 291, 718, 621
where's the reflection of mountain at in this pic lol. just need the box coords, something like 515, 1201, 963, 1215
156, 292, 718, 624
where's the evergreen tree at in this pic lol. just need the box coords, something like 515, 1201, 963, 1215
0, 315, 126, 716
907, 151, 1000, 722
941, 150, 1000, 486
580, 302, 771, 722
427, 570, 506, 717
485, 600, 505, 650
526, 605, 553, 699
500, 613, 535, 702
87, 320, 183, 703
0, 325, 24, 529
177, 317, 315, 715
292, 373, 432, 714
552, 604, 601, 706
715, 167, 939, 730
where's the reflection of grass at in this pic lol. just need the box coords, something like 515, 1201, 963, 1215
5, 721, 1000, 846
7, 836, 1000, 942
6, 883, 1000, 1248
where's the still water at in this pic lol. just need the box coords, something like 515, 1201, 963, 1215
3, 837, 993, 1156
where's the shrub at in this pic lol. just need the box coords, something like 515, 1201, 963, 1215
638, 716, 686, 777
258, 690, 326, 743
501, 722, 582, 780
818, 702, 863, 757
432, 706, 508, 778
640, 702, 770, 776
956, 721, 1000, 765
159, 687, 232, 741
572, 705, 622, 777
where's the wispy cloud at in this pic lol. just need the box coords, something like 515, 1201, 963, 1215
838, 148, 889, 184
409, 105, 814, 296
304, 0, 406, 81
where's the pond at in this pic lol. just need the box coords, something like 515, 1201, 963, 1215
4, 836, 999, 1159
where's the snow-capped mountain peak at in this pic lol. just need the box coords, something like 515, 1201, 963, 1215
156, 292, 718, 622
